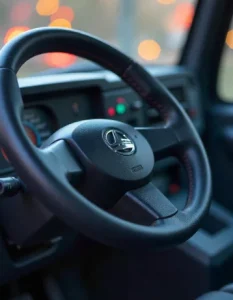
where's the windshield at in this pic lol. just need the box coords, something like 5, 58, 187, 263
1, 0, 197, 77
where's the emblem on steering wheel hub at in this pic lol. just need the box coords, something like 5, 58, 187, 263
103, 129, 136, 155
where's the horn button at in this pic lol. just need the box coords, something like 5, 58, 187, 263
72, 120, 154, 180
47, 119, 154, 208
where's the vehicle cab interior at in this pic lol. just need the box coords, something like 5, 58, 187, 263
1, 0, 233, 299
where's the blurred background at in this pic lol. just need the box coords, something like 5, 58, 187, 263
1, 0, 233, 101
219, 17, 233, 101
0, 0, 197, 75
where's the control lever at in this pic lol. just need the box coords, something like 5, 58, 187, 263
0, 177, 23, 197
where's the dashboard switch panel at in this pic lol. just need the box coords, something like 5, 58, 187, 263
103, 89, 145, 126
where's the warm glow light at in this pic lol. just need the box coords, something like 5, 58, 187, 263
49, 18, 72, 28
10, 1, 32, 22
44, 53, 76, 68
226, 30, 233, 49
170, 2, 195, 31
51, 6, 74, 22
158, 0, 175, 4
138, 40, 161, 61
4, 26, 30, 44
36, 0, 59, 16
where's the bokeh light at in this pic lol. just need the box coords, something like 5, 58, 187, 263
36, 0, 59, 16
170, 2, 195, 31
1, 0, 198, 76
49, 18, 72, 28
44, 53, 76, 68
226, 29, 233, 49
10, 1, 32, 23
158, 0, 176, 5
4, 26, 30, 44
138, 40, 161, 61
51, 6, 74, 22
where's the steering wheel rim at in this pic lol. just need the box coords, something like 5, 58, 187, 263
0, 27, 211, 249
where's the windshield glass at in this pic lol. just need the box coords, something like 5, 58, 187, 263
1, 0, 197, 77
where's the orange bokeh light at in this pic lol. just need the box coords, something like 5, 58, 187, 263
44, 53, 76, 68
4, 26, 30, 44
49, 18, 72, 28
170, 2, 195, 31
51, 6, 74, 22
158, 0, 175, 4
10, 1, 32, 22
226, 29, 233, 49
138, 40, 161, 61
36, 0, 59, 16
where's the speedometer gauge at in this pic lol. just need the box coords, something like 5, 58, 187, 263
23, 121, 42, 147
0, 107, 57, 174
23, 107, 56, 145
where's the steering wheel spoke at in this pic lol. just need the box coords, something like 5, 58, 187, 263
111, 183, 178, 225
136, 125, 181, 159
39, 140, 83, 183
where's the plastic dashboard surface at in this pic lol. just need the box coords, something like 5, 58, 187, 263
0, 66, 204, 285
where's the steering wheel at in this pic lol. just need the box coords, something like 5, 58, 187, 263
0, 28, 211, 249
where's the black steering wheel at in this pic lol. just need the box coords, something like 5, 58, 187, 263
0, 28, 211, 249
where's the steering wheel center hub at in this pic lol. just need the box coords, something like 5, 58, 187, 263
44, 119, 155, 208
70, 120, 154, 183
44, 119, 154, 208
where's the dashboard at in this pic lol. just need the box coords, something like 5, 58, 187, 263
0, 66, 203, 175
0, 66, 204, 285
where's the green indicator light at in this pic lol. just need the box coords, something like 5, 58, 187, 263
116, 103, 126, 115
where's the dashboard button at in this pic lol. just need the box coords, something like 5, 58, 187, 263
147, 108, 159, 117
131, 100, 143, 111
116, 103, 127, 115
107, 107, 116, 117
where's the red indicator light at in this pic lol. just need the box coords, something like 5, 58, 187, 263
188, 108, 197, 118
169, 183, 180, 195
107, 107, 116, 117
117, 97, 125, 103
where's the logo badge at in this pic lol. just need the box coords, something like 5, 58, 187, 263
103, 129, 136, 156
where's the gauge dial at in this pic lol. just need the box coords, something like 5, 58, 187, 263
23, 121, 41, 147
22, 108, 56, 145
0, 107, 57, 173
